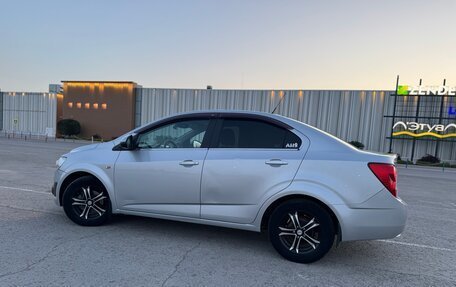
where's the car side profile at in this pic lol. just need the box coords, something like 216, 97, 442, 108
52, 110, 407, 263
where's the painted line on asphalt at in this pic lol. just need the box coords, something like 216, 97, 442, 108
377, 239, 455, 252
411, 199, 456, 211
0, 204, 61, 215
0, 185, 51, 195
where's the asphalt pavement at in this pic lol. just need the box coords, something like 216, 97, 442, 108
0, 138, 455, 286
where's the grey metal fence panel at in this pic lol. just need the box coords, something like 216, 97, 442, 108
0, 91, 3, 131
1, 92, 57, 136
134, 88, 142, 128
138, 88, 455, 161
2, 87, 453, 161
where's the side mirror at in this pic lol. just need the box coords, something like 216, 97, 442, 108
125, 135, 135, 150
114, 134, 137, 151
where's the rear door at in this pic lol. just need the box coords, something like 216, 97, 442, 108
200, 116, 309, 224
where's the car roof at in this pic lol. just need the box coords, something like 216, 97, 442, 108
192, 110, 319, 132
167, 109, 279, 118
137, 110, 296, 131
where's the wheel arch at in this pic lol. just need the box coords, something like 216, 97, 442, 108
260, 194, 341, 240
58, 170, 113, 208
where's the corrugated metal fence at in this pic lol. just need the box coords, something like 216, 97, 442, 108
1, 88, 454, 161
1, 92, 57, 137
139, 88, 456, 161
0, 90, 3, 130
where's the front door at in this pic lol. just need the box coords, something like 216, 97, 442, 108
115, 118, 213, 218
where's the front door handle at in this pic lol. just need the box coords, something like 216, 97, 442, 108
265, 159, 288, 166
179, 160, 199, 166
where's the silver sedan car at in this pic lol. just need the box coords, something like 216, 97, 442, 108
52, 111, 407, 263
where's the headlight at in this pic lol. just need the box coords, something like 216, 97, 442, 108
56, 156, 67, 168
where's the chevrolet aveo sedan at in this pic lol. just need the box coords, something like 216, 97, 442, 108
52, 111, 407, 263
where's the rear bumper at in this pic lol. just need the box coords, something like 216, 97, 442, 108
332, 190, 407, 241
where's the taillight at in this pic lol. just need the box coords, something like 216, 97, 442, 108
368, 163, 397, 197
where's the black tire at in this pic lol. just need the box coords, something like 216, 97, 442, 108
268, 199, 335, 263
62, 175, 111, 226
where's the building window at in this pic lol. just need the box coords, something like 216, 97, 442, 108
85, 103, 90, 109
68, 102, 73, 108
76, 102, 82, 109
93, 103, 99, 109
101, 103, 107, 110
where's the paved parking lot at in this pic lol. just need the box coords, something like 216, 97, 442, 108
0, 138, 455, 286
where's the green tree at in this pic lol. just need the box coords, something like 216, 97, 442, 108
349, 141, 365, 150
57, 119, 81, 137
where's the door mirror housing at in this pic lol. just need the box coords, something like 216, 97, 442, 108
125, 135, 136, 150
113, 134, 138, 151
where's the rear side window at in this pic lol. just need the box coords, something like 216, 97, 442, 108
216, 119, 301, 149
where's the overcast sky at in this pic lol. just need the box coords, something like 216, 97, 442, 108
0, 0, 454, 92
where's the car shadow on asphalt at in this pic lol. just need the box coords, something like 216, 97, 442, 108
110, 214, 271, 246
105, 214, 395, 265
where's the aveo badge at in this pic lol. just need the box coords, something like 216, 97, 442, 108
392, 121, 456, 139
285, 143, 299, 148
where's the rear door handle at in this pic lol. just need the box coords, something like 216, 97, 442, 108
265, 159, 288, 166
179, 160, 199, 166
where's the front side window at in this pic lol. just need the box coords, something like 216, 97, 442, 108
137, 119, 210, 149
216, 119, 301, 149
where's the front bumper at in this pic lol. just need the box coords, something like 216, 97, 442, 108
51, 182, 57, 196
332, 190, 407, 242
52, 169, 66, 206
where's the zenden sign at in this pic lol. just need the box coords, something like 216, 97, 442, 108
397, 85, 456, 96
393, 121, 456, 139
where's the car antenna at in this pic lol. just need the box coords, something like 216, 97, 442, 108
271, 91, 286, 114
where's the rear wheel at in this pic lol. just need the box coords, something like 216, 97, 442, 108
63, 176, 111, 226
268, 199, 335, 263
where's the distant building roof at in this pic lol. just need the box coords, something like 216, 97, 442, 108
62, 81, 136, 84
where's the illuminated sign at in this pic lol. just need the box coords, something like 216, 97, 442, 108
397, 85, 456, 96
392, 121, 456, 138
449, 106, 456, 115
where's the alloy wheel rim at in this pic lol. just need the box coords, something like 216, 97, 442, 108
71, 186, 107, 220
278, 211, 321, 254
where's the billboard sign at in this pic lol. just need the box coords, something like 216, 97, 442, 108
392, 121, 456, 139
397, 85, 456, 96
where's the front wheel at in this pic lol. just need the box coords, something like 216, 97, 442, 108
268, 199, 335, 263
62, 176, 111, 226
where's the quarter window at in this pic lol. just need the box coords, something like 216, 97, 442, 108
216, 119, 301, 149
137, 119, 210, 149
